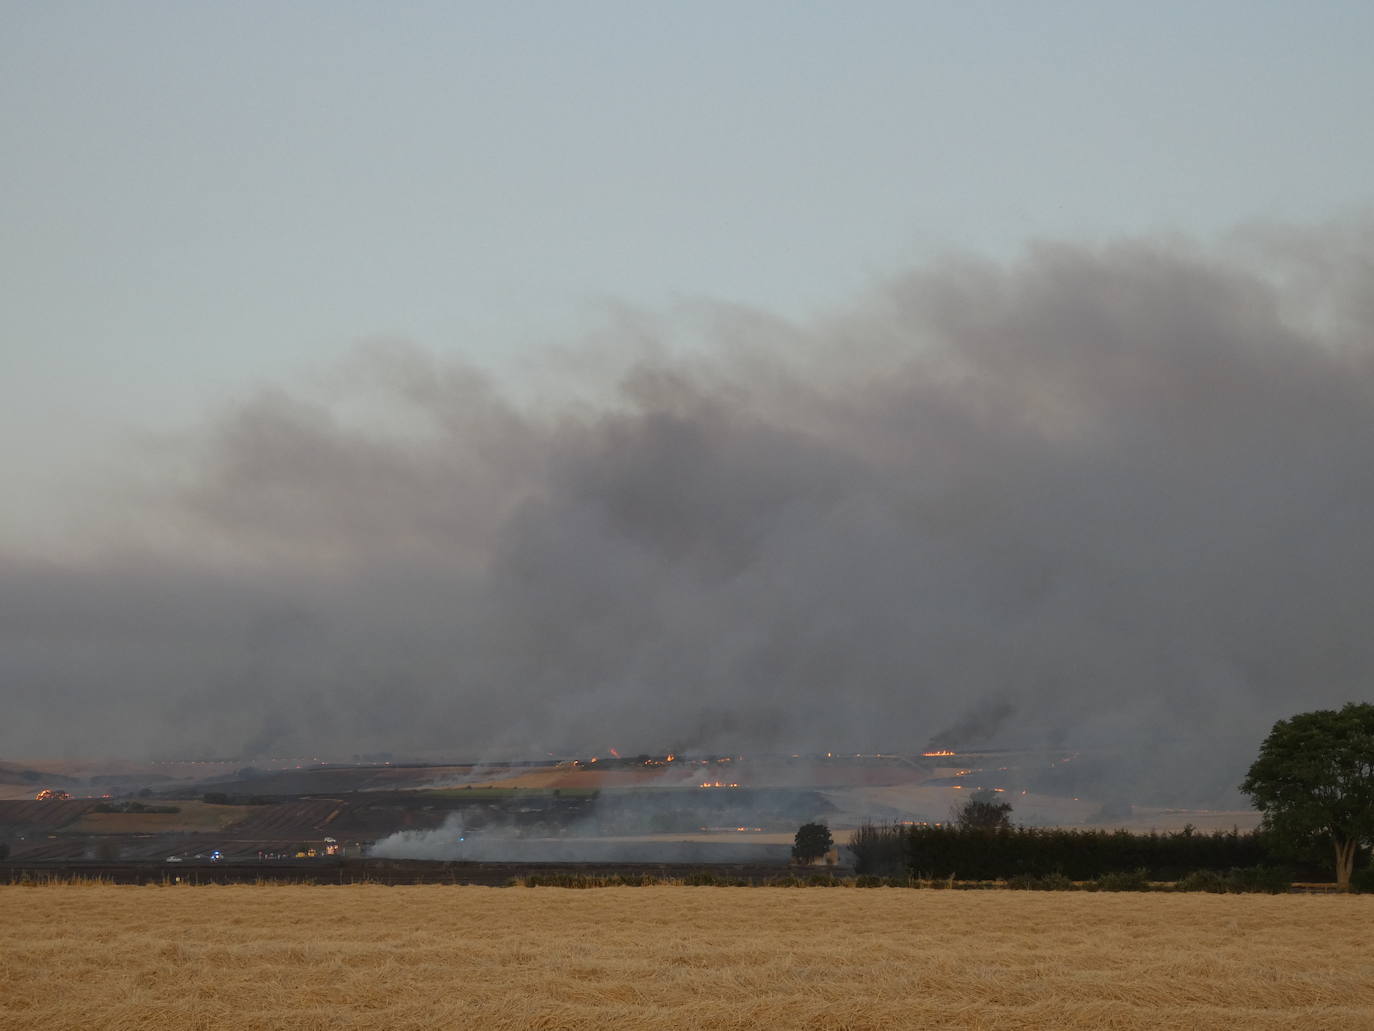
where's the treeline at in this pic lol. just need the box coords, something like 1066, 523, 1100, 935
849, 822, 1325, 881
91, 801, 179, 814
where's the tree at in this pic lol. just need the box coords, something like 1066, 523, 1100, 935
1241, 703, 1374, 891
954, 790, 1013, 832
847, 822, 908, 876
792, 822, 833, 864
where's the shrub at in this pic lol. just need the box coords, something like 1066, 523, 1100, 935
516, 874, 626, 890
848, 822, 909, 877
1350, 866, 1374, 894
1091, 868, 1151, 892
683, 871, 722, 886
1225, 866, 1292, 894
1005, 872, 1075, 891
908, 824, 1286, 881
853, 875, 884, 888
1176, 869, 1230, 893
1174, 867, 1289, 893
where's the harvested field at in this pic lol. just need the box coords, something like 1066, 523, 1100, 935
222, 799, 345, 835
468, 761, 932, 791
68, 801, 255, 835
0, 798, 98, 830
225, 799, 449, 839
3, 887, 1373, 1030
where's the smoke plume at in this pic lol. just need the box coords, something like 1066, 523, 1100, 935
5, 223, 1374, 803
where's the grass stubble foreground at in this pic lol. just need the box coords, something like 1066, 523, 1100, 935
2, 884, 1372, 1030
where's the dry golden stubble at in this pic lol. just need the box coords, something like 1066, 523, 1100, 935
2, 886, 1373, 1030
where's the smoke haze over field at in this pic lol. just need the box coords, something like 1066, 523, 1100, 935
5, 225, 1374, 803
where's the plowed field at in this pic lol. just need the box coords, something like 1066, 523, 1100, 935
3, 886, 1372, 1030
224, 800, 344, 835
0, 799, 96, 830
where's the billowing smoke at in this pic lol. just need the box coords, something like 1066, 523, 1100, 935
5, 223, 1374, 804
927, 698, 1018, 751
369, 811, 791, 864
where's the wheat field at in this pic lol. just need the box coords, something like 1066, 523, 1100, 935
3, 885, 1372, 1030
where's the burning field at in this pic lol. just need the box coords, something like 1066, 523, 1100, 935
3, 886, 1372, 1030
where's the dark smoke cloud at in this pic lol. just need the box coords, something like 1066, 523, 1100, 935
5, 224, 1374, 803
927, 698, 1018, 752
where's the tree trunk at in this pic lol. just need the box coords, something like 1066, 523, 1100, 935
1334, 837, 1357, 892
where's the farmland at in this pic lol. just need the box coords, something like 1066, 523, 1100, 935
0, 750, 1265, 870
67, 800, 256, 835
3, 886, 1372, 1030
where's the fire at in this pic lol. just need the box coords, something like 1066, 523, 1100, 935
923, 750, 957, 757
34, 789, 71, 801
608, 748, 621, 758
698, 781, 740, 788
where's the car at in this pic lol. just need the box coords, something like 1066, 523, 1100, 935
165, 856, 183, 863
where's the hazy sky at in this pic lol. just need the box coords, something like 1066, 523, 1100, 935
5, 1, 1372, 546
4, 4, 1374, 791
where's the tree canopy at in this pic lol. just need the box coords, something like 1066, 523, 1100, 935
1241, 702, 1374, 890
954, 790, 1014, 832
792, 822, 833, 864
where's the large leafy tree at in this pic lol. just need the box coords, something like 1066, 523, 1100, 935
792, 822, 833, 864
1241, 703, 1374, 890
953, 790, 1014, 832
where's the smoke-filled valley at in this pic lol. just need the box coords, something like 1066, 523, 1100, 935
5, 224, 1374, 807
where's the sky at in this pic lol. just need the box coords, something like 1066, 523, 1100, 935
5, 1, 1373, 543
3, 3, 1374, 796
